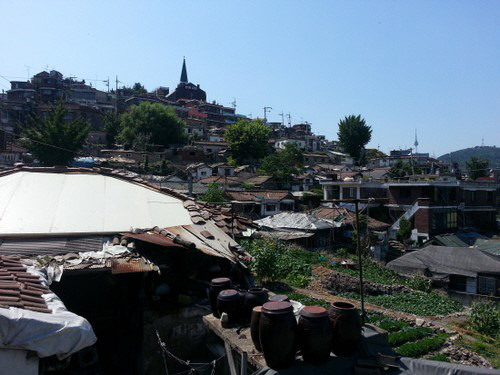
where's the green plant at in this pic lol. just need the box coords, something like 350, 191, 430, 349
341, 291, 463, 316
395, 334, 448, 357
406, 274, 432, 293
200, 183, 227, 203
244, 239, 316, 286
376, 319, 409, 332
388, 327, 433, 346
468, 300, 500, 338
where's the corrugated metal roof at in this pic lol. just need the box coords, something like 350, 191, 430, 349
255, 212, 332, 231
0, 236, 104, 256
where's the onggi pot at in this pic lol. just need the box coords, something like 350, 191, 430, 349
208, 277, 232, 318
297, 306, 332, 363
328, 301, 362, 356
259, 301, 297, 369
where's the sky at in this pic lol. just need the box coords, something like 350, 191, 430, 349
0, 0, 499, 156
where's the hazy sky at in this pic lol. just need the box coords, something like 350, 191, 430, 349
1, 1, 498, 156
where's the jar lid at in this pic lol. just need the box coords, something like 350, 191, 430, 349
262, 301, 293, 314
300, 306, 328, 318
217, 289, 240, 300
268, 294, 289, 303
252, 306, 263, 313
211, 277, 231, 286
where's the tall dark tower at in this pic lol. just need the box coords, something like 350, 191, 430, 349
180, 58, 188, 83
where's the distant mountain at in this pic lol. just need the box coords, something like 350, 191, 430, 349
438, 146, 500, 169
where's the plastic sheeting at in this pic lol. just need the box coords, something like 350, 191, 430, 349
0, 267, 97, 373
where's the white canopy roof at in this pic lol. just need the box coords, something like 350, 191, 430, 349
0, 171, 192, 235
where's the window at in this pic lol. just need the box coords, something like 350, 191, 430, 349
477, 276, 495, 295
201, 171, 206, 176
432, 209, 457, 230
399, 187, 411, 199
266, 204, 277, 212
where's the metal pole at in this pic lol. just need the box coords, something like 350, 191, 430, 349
355, 199, 366, 324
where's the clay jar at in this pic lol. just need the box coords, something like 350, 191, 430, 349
217, 289, 241, 323
328, 301, 362, 356
250, 306, 263, 351
259, 301, 297, 369
242, 287, 268, 322
297, 306, 332, 363
208, 277, 232, 318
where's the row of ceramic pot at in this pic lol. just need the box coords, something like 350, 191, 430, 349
251, 300, 362, 369
207, 277, 270, 323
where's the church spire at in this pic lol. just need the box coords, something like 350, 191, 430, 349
180, 57, 188, 83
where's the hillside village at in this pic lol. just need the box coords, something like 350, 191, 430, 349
0, 61, 499, 375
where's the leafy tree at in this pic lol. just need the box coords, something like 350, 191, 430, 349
103, 111, 121, 148
337, 115, 372, 163
200, 183, 227, 203
397, 218, 412, 249
132, 82, 147, 94
118, 102, 186, 150
224, 119, 271, 163
365, 148, 387, 161
259, 144, 303, 182
21, 101, 89, 166
466, 157, 489, 180
389, 160, 421, 178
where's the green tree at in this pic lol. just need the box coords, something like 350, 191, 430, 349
390, 160, 421, 178
466, 157, 489, 181
132, 82, 147, 94
21, 101, 89, 166
118, 102, 186, 150
337, 115, 372, 163
259, 144, 304, 182
200, 183, 227, 203
103, 111, 121, 148
224, 119, 271, 163
397, 217, 412, 249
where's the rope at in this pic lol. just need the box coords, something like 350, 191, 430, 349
155, 329, 226, 375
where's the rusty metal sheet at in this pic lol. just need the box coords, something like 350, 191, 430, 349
109, 258, 156, 274
121, 232, 180, 248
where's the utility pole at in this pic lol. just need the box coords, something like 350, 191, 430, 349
105, 77, 110, 93
278, 111, 284, 126
354, 199, 366, 324
286, 113, 291, 127
263, 106, 272, 123
231, 98, 237, 110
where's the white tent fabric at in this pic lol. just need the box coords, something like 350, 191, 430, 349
0, 172, 192, 235
0, 267, 97, 374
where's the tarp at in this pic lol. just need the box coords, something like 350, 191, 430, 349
0, 267, 97, 374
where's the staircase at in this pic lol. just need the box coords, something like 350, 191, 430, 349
389, 200, 420, 237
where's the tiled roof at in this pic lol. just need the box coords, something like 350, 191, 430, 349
0, 255, 51, 313
243, 175, 273, 185
226, 190, 292, 202
198, 176, 241, 185
0, 236, 104, 256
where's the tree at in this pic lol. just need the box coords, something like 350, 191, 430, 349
337, 115, 372, 163
132, 82, 147, 94
259, 144, 304, 182
224, 119, 272, 163
21, 101, 89, 166
103, 111, 121, 148
389, 160, 421, 178
200, 183, 227, 203
118, 102, 186, 150
466, 157, 489, 181
397, 218, 412, 249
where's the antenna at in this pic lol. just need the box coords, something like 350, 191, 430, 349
24, 65, 31, 80
286, 113, 292, 127
481, 138, 485, 147
230, 98, 237, 110
278, 112, 284, 126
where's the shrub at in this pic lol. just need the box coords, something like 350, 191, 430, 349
427, 354, 450, 362
406, 274, 432, 293
395, 334, 448, 357
244, 239, 314, 286
468, 300, 500, 338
